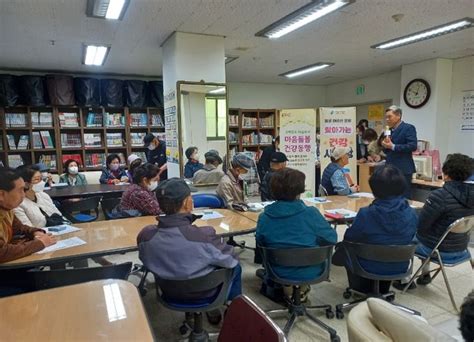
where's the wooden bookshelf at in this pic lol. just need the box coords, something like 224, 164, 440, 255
0, 106, 164, 173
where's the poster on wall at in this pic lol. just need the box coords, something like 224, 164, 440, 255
367, 104, 384, 133
461, 90, 474, 132
319, 107, 357, 185
280, 108, 316, 197
164, 89, 180, 177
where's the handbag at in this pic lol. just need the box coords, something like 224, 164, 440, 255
39, 208, 70, 227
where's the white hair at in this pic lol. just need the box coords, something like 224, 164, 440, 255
386, 105, 402, 116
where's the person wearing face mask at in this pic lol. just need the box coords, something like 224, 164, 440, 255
321, 147, 360, 195
36, 163, 55, 188
257, 136, 279, 181
216, 154, 253, 208
184, 146, 203, 179
99, 154, 129, 185
59, 159, 87, 186
119, 163, 161, 216
13, 165, 68, 228
143, 133, 168, 180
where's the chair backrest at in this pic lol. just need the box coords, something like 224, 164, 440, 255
343, 241, 417, 281
218, 295, 287, 342
318, 184, 328, 197
259, 245, 334, 285
192, 193, 225, 208
61, 196, 102, 213
101, 197, 122, 220
447, 215, 474, 234
28, 262, 132, 290
153, 268, 233, 312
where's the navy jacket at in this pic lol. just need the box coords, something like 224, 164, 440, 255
146, 140, 167, 180
256, 200, 337, 281
321, 162, 342, 195
384, 122, 417, 175
343, 196, 417, 275
184, 160, 203, 179
259, 170, 275, 202
99, 167, 128, 184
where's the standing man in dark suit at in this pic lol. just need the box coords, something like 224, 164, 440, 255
381, 105, 417, 198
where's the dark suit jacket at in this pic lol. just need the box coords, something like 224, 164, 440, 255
384, 121, 417, 174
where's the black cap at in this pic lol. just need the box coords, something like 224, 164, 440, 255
204, 150, 223, 164
156, 178, 191, 202
143, 133, 156, 147
270, 152, 288, 163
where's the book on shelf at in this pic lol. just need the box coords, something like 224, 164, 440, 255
229, 115, 239, 126
106, 132, 123, 147
17, 135, 29, 150
84, 133, 102, 147
8, 155, 24, 168
117, 153, 126, 166
86, 112, 103, 127
62, 154, 83, 168
151, 114, 164, 127
40, 131, 54, 148
105, 113, 124, 127
242, 132, 259, 145
6, 135, 16, 150
132, 151, 147, 162
85, 153, 106, 168
242, 116, 257, 128
259, 115, 274, 128
59, 112, 79, 127
228, 131, 238, 144
32, 132, 43, 149
259, 132, 273, 144
130, 113, 148, 127
31, 112, 53, 127
5, 113, 27, 128
39, 154, 57, 170
130, 132, 146, 146
152, 132, 166, 141
60, 133, 81, 148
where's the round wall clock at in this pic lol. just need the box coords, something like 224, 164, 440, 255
404, 78, 431, 109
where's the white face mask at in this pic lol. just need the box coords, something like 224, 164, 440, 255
148, 143, 156, 151
41, 172, 49, 179
32, 180, 46, 193
193, 153, 200, 161
147, 181, 158, 191
68, 166, 79, 175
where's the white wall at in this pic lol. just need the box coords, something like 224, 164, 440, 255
227, 82, 325, 109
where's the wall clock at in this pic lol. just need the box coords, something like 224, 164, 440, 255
404, 78, 431, 109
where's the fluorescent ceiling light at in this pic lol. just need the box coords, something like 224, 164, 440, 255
225, 56, 239, 64
280, 62, 334, 78
83, 45, 110, 66
209, 87, 226, 94
86, 0, 129, 20
372, 17, 474, 50
256, 0, 353, 39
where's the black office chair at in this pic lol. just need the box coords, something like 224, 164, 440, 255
100, 197, 122, 220
260, 245, 340, 342
28, 262, 132, 290
335, 241, 418, 319
61, 196, 102, 223
153, 268, 233, 342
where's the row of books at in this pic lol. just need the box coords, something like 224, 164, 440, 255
242, 117, 257, 128
31, 112, 53, 127
32, 131, 54, 148
106, 133, 123, 147
61, 133, 81, 148
130, 132, 146, 146
259, 115, 274, 128
85, 112, 103, 127
105, 113, 125, 127
151, 114, 164, 127
7, 134, 29, 150
39, 154, 57, 169
229, 115, 239, 126
129, 113, 164, 127
242, 132, 273, 145
58, 112, 79, 127
5, 113, 27, 128
228, 131, 238, 144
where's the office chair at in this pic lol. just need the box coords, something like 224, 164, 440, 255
218, 295, 287, 342
192, 193, 226, 209
28, 262, 132, 290
153, 268, 233, 342
61, 196, 102, 223
402, 216, 474, 312
335, 241, 418, 319
318, 184, 329, 197
260, 245, 340, 342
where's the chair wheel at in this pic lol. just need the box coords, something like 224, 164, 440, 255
325, 309, 335, 319
336, 310, 344, 319
343, 291, 352, 299
179, 323, 191, 336
330, 334, 341, 342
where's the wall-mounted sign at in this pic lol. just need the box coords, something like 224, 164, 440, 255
356, 84, 365, 96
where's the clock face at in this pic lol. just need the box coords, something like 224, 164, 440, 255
404, 79, 431, 108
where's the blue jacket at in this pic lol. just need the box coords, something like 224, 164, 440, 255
384, 122, 418, 175
256, 200, 337, 281
343, 196, 417, 275
99, 167, 128, 184
184, 160, 204, 179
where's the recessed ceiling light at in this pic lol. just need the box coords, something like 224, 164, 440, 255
86, 0, 130, 20
225, 56, 239, 64
256, 0, 353, 39
280, 62, 334, 78
83, 44, 110, 66
372, 17, 474, 50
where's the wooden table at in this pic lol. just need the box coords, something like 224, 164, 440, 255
45, 184, 130, 200
0, 209, 256, 270
411, 179, 444, 188
0, 279, 154, 341
235, 196, 424, 222
411, 179, 444, 202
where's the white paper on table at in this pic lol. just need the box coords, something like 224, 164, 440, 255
36, 237, 86, 254
348, 192, 374, 199
304, 197, 332, 204
326, 209, 357, 219
43, 225, 81, 236
198, 211, 224, 220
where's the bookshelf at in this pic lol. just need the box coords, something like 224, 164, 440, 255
0, 106, 165, 173
227, 108, 277, 160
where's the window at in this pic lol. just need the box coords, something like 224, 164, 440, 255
205, 97, 226, 140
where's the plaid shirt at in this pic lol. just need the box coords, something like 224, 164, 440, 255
120, 184, 161, 216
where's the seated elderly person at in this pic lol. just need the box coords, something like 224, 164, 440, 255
216, 154, 253, 208
321, 147, 359, 195
192, 150, 224, 185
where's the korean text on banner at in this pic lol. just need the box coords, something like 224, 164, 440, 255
164, 89, 180, 177
280, 108, 316, 197
320, 107, 357, 185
